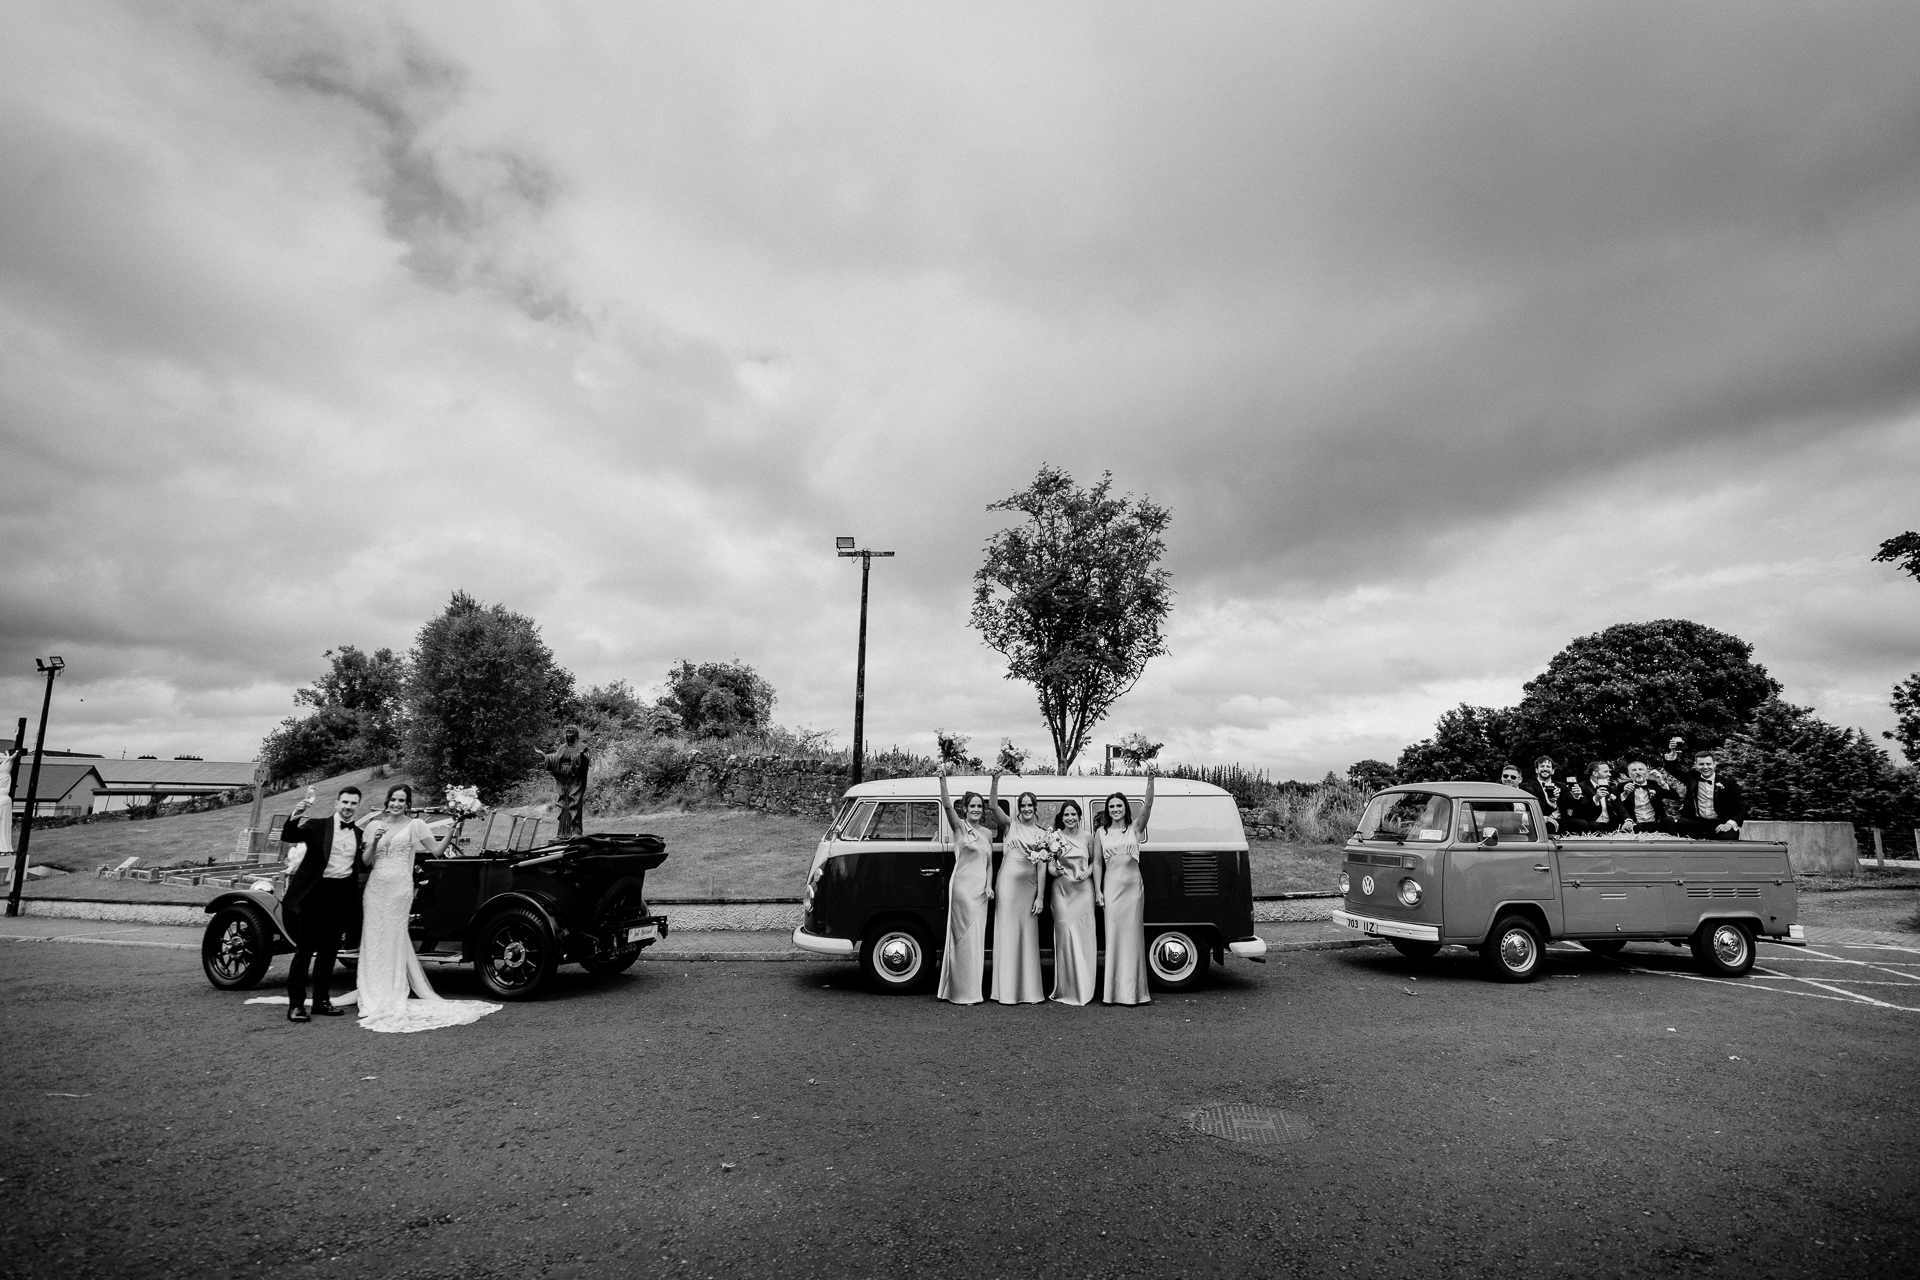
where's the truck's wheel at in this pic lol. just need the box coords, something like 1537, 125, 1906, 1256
1389, 939, 1441, 961
202, 904, 274, 990
1147, 929, 1210, 992
1479, 915, 1545, 983
1690, 921, 1755, 977
860, 920, 935, 994
475, 906, 558, 1000
1583, 939, 1627, 957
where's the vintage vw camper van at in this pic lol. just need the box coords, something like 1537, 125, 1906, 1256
792, 775, 1266, 993
1329, 782, 1804, 982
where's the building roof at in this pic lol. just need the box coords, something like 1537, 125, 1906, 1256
91, 759, 258, 788
6, 762, 105, 805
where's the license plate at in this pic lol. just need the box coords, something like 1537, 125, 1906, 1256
625, 924, 658, 944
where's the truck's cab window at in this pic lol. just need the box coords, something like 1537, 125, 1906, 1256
1358, 792, 1452, 842
1457, 801, 1537, 841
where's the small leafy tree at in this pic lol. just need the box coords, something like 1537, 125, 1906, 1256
971, 465, 1174, 774
573, 680, 646, 738
994, 738, 1031, 774
1722, 699, 1913, 827
1873, 531, 1920, 581
1875, 535, 1920, 765
405, 591, 576, 799
655, 660, 775, 738
1346, 759, 1398, 792
259, 645, 408, 784
1395, 705, 1517, 782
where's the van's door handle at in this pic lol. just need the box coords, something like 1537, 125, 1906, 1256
919, 868, 941, 876
1533, 863, 1552, 872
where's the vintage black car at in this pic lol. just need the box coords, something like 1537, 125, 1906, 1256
200, 832, 670, 1000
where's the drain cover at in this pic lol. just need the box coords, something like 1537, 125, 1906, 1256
1188, 1104, 1305, 1145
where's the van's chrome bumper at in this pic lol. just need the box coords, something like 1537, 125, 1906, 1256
1228, 937, 1268, 958
791, 927, 857, 957
1329, 908, 1441, 943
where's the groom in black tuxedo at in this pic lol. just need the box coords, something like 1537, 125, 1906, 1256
279, 785, 366, 1023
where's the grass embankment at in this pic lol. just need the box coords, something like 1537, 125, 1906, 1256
22, 762, 1343, 901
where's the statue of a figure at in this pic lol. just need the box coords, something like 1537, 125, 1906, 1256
543, 726, 590, 839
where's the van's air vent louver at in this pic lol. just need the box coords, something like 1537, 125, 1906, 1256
1182, 853, 1220, 897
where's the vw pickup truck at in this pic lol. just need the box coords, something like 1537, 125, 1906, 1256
1328, 782, 1804, 982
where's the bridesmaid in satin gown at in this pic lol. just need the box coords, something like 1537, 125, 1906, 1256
1096, 772, 1155, 1006
985, 775, 1048, 1005
935, 766, 994, 1005
1046, 800, 1099, 1006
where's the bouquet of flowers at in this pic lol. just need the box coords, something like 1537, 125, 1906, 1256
1041, 831, 1073, 878
444, 785, 486, 818
440, 785, 488, 857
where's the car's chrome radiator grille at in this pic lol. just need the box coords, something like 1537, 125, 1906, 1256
1685, 886, 1762, 898
1182, 853, 1220, 896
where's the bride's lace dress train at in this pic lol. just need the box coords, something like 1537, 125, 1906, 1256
357, 818, 500, 1034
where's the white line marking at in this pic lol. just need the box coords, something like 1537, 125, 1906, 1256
1621, 965, 1920, 1012
1795, 944, 1920, 983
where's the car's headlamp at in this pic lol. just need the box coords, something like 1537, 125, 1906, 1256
1398, 877, 1423, 907
1338, 871, 1350, 895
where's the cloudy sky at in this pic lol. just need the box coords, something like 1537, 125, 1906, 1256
3, 0, 1918, 777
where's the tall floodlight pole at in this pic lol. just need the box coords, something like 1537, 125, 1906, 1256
836, 537, 894, 786
8, 656, 64, 918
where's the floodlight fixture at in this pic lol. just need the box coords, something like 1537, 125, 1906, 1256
836, 536, 856, 551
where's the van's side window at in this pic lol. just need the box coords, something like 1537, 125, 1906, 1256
1458, 801, 1537, 841
835, 800, 875, 840
864, 802, 941, 841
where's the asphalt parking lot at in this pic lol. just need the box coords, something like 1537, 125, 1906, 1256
2, 938, 1915, 1280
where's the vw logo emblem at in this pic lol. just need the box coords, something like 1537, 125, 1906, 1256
1361, 875, 1375, 895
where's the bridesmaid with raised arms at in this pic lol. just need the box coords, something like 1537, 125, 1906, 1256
935, 764, 994, 1005
1045, 799, 1099, 1006
984, 772, 1048, 1005
1094, 771, 1155, 1006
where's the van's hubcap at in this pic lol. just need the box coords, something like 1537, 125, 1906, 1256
1499, 929, 1536, 972
1712, 925, 1748, 965
876, 933, 923, 981
1150, 931, 1199, 982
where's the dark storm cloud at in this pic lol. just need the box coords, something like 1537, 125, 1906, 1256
3, 1, 1918, 769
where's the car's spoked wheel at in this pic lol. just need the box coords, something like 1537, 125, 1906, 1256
477, 907, 557, 1000
1146, 929, 1208, 992
202, 904, 273, 990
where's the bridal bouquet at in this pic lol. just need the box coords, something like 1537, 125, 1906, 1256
444, 785, 486, 818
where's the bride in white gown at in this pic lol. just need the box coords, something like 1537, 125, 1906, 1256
356, 784, 501, 1034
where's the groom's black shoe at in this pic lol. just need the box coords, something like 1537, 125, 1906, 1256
287, 1003, 311, 1023
310, 1000, 346, 1017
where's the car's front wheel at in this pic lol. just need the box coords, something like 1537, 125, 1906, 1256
475, 906, 558, 1000
1690, 921, 1755, 977
1146, 929, 1209, 992
202, 904, 275, 990
1479, 914, 1546, 983
860, 920, 935, 994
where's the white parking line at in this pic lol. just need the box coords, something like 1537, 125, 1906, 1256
1621, 964, 1920, 1012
